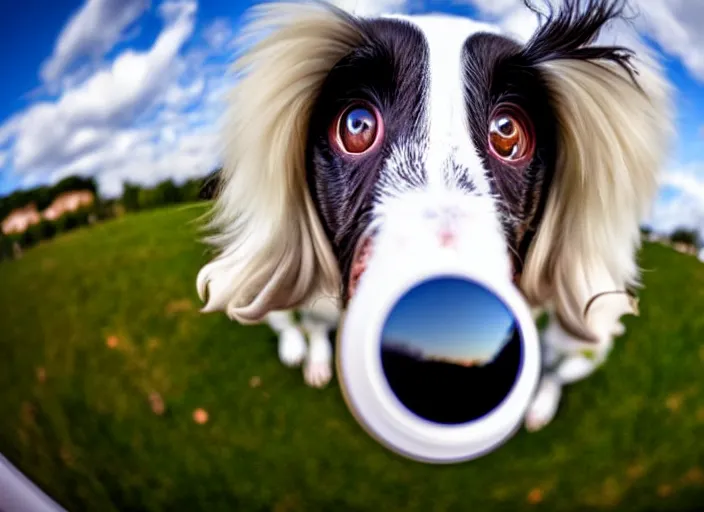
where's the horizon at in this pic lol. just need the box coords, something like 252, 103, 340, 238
381, 277, 517, 364
1, 0, 703, 236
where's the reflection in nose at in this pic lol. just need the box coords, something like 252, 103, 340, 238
380, 277, 523, 425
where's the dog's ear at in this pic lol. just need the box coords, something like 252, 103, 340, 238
196, 1, 365, 323
518, 0, 674, 340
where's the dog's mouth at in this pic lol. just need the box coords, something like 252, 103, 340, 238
347, 234, 375, 302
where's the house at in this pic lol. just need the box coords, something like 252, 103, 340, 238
42, 190, 95, 221
672, 242, 697, 256
1, 203, 41, 235
698, 247, 704, 263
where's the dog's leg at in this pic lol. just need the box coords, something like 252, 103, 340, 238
524, 320, 612, 432
525, 294, 632, 432
300, 295, 340, 389
301, 313, 334, 388
266, 310, 307, 368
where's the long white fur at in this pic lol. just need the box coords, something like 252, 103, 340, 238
521, 48, 673, 429
196, 1, 674, 423
195, 2, 359, 386
196, 2, 359, 323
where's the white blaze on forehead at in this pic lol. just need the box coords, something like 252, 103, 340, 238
364, 14, 515, 288
383, 14, 504, 193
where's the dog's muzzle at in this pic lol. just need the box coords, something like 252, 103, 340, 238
336, 230, 541, 464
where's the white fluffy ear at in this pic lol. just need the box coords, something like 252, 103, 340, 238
196, 2, 365, 324
521, 47, 675, 341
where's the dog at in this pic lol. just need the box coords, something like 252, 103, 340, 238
196, 0, 673, 432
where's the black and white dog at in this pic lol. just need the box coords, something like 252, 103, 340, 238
197, 0, 673, 432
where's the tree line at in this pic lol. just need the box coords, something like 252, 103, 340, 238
641, 226, 700, 249
0, 169, 221, 261
1, 172, 699, 263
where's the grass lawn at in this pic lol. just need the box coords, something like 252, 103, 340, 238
1, 203, 703, 511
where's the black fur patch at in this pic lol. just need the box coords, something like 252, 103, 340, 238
522, 0, 639, 86
463, 0, 637, 275
462, 32, 559, 275
306, 17, 429, 300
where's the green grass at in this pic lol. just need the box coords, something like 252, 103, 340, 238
1, 203, 703, 512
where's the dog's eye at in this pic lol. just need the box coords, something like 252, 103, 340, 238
332, 103, 382, 155
488, 104, 534, 164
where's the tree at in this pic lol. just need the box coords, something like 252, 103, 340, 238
178, 179, 203, 203
155, 179, 181, 205
121, 182, 142, 212
54, 175, 97, 196
137, 187, 159, 210
38, 219, 57, 240
0, 174, 99, 221
34, 186, 55, 211
670, 227, 699, 248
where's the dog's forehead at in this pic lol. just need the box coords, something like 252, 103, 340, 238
381, 13, 503, 42
366, 14, 508, 189
378, 13, 505, 61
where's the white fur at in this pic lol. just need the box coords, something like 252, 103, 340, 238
197, 2, 674, 432
367, 15, 514, 295
520, 49, 674, 429
386, 14, 500, 195
196, 2, 357, 323
267, 311, 307, 367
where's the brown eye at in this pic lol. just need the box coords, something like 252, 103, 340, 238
331, 103, 383, 155
488, 104, 534, 165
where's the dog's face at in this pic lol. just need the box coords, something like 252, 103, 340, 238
197, 1, 672, 340
305, 16, 558, 305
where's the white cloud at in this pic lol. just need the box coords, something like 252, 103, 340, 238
646, 164, 704, 236
496, 8, 540, 43
164, 76, 206, 109
11, 0, 197, 173
331, 0, 409, 16
463, 0, 704, 81
634, 0, 704, 81
40, 0, 150, 84
92, 128, 221, 197
0, 0, 229, 200
43, 60, 231, 197
0, 114, 20, 148
648, 194, 704, 237
202, 18, 234, 50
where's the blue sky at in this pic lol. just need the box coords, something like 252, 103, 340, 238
382, 277, 516, 363
0, 0, 703, 235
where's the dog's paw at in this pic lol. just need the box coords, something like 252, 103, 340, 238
278, 327, 307, 367
303, 336, 333, 388
304, 360, 332, 388
525, 375, 562, 433
554, 354, 600, 384
612, 321, 626, 337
